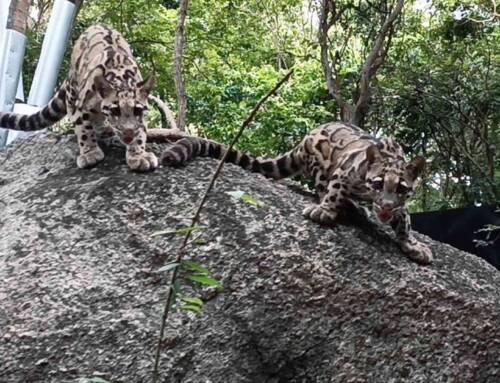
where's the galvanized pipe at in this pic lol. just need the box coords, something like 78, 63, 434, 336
0, 0, 30, 147
28, 0, 78, 107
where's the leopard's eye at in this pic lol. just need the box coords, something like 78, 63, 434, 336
110, 106, 121, 117
372, 179, 384, 190
133, 106, 144, 116
397, 183, 409, 194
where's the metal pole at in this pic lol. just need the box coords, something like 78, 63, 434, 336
0, 0, 30, 147
27, 0, 79, 106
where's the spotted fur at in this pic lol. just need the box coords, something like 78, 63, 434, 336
162, 122, 432, 264
0, 25, 157, 171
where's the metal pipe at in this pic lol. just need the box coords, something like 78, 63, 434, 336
28, 0, 78, 106
0, 0, 8, 89
0, 31, 26, 111
0, 0, 30, 147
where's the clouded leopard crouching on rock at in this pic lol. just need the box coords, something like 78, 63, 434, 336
0, 25, 157, 171
162, 122, 432, 264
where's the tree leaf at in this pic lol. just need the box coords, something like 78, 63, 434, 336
181, 296, 204, 306
180, 304, 202, 314
175, 225, 206, 234
226, 190, 264, 207
188, 275, 222, 288
151, 226, 206, 237
476, 224, 500, 233
156, 262, 180, 273
182, 260, 210, 275
240, 193, 264, 207
150, 229, 177, 237
226, 190, 245, 199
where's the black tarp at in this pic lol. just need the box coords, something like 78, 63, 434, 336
412, 205, 500, 270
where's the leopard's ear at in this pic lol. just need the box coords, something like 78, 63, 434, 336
406, 156, 426, 180
366, 145, 382, 165
138, 73, 156, 100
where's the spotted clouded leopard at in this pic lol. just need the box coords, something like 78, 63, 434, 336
162, 122, 432, 264
0, 25, 158, 171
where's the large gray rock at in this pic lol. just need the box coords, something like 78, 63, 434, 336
1, 134, 499, 383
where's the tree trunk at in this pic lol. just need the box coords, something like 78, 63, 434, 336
173, 0, 189, 132
317, 0, 405, 128
7, 0, 30, 33
351, 0, 404, 127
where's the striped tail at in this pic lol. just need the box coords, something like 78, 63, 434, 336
161, 137, 303, 179
0, 85, 67, 131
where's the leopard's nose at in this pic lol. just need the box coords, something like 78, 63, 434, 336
123, 129, 134, 137
381, 202, 394, 210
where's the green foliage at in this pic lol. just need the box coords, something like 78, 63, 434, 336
226, 190, 265, 207
24, 0, 499, 211
155, 262, 180, 273
187, 275, 222, 289
156, 259, 222, 314
477, 224, 500, 233
371, 0, 500, 208
474, 217, 500, 248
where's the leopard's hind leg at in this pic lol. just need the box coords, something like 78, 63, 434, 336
303, 169, 349, 226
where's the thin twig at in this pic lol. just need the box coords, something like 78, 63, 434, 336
152, 69, 294, 382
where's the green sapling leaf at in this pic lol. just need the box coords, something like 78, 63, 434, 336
226, 190, 264, 207
182, 260, 210, 275
181, 297, 204, 306
156, 262, 180, 273
188, 275, 222, 288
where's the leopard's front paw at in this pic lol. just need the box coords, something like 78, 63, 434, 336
127, 151, 158, 172
401, 240, 433, 265
302, 204, 338, 226
77, 147, 105, 169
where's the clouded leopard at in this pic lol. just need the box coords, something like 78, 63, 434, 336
162, 122, 432, 264
0, 25, 158, 171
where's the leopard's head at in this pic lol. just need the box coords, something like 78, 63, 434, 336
96, 73, 155, 145
365, 143, 425, 223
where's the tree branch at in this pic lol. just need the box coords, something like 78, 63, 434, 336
148, 95, 179, 131
352, 0, 404, 127
318, 0, 353, 121
7, 0, 31, 33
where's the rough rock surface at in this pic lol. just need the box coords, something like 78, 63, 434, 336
1, 134, 499, 383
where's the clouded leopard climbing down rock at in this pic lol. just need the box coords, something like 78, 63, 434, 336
0, 25, 160, 171
162, 122, 432, 264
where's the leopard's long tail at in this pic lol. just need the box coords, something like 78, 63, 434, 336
161, 137, 303, 179
0, 84, 67, 131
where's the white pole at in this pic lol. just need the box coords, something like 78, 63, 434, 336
0, 0, 29, 147
0, 0, 80, 147
28, 0, 78, 106
0, 30, 25, 112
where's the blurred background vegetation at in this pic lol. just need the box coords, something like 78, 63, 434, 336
25, 0, 499, 211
